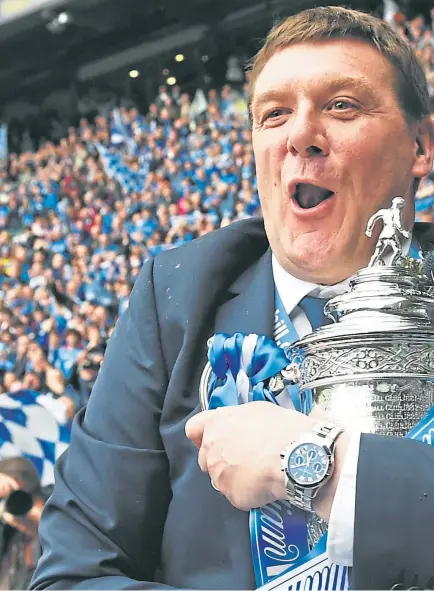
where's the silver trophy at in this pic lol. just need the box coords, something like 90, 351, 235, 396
274, 197, 434, 438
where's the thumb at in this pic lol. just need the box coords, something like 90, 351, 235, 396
185, 411, 211, 448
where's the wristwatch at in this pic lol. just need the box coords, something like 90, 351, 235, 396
280, 423, 344, 513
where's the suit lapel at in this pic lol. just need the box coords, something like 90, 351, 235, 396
210, 249, 274, 588
214, 249, 274, 338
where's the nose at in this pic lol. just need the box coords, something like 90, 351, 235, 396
286, 108, 329, 158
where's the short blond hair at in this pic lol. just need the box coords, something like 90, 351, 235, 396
247, 6, 430, 123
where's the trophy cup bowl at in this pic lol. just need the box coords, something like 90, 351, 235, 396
286, 309, 434, 437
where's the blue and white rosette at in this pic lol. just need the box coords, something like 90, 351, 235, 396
206, 333, 291, 408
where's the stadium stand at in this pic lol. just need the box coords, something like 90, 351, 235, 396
0, 81, 254, 418
0, 7, 432, 426
1, 8, 433, 423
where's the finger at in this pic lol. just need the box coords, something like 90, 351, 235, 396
2, 512, 19, 530
185, 411, 212, 447
0, 475, 19, 497
198, 447, 222, 493
3, 513, 32, 537
197, 444, 209, 473
10, 477, 20, 491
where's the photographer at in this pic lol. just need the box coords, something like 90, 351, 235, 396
67, 344, 105, 410
0, 457, 47, 590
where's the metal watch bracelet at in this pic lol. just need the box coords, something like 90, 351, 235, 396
281, 423, 344, 513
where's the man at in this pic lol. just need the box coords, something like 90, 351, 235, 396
67, 344, 106, 410
13, 335, 30, 381
31, 6, 434, 590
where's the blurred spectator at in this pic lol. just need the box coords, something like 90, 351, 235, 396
0, 457, 48, 590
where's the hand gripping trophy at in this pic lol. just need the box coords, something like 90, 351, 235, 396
365, 196, 411, 266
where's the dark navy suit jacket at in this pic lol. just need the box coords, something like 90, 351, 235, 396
31, 218, 434, 590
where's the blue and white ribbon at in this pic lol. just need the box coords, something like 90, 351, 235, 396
207, 332, 290, 408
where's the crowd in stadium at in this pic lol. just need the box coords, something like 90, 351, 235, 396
0, 9, 433, 425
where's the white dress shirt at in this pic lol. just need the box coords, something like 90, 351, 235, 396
272, 237, 412, 566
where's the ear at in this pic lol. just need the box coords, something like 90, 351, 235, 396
411, 115, 434, 179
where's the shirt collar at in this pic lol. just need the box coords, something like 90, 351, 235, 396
272, 235, 412, 314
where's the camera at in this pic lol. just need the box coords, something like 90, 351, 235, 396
0, 490, 33, 517
81, 359, 100, 371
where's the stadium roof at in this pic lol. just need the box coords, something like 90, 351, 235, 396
0, 0, 307, 102
0, 0, 429, 105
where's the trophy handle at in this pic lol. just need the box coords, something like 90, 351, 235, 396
199, 361, 214, 411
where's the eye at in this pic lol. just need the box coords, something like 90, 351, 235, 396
328, 99, 358, 112
263, 108, 290, 122
266, 109, 283, 118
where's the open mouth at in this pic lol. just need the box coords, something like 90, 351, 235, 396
293, 183, 334, 209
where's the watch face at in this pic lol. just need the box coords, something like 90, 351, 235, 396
288, 442, 329, 486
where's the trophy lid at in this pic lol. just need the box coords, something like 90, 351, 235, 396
295, 199, 434, 347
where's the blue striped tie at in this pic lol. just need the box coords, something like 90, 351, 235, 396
298, 295, 331, 330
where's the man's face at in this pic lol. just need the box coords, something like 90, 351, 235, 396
66, 333, 79, 348
251, 39, 433, 284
